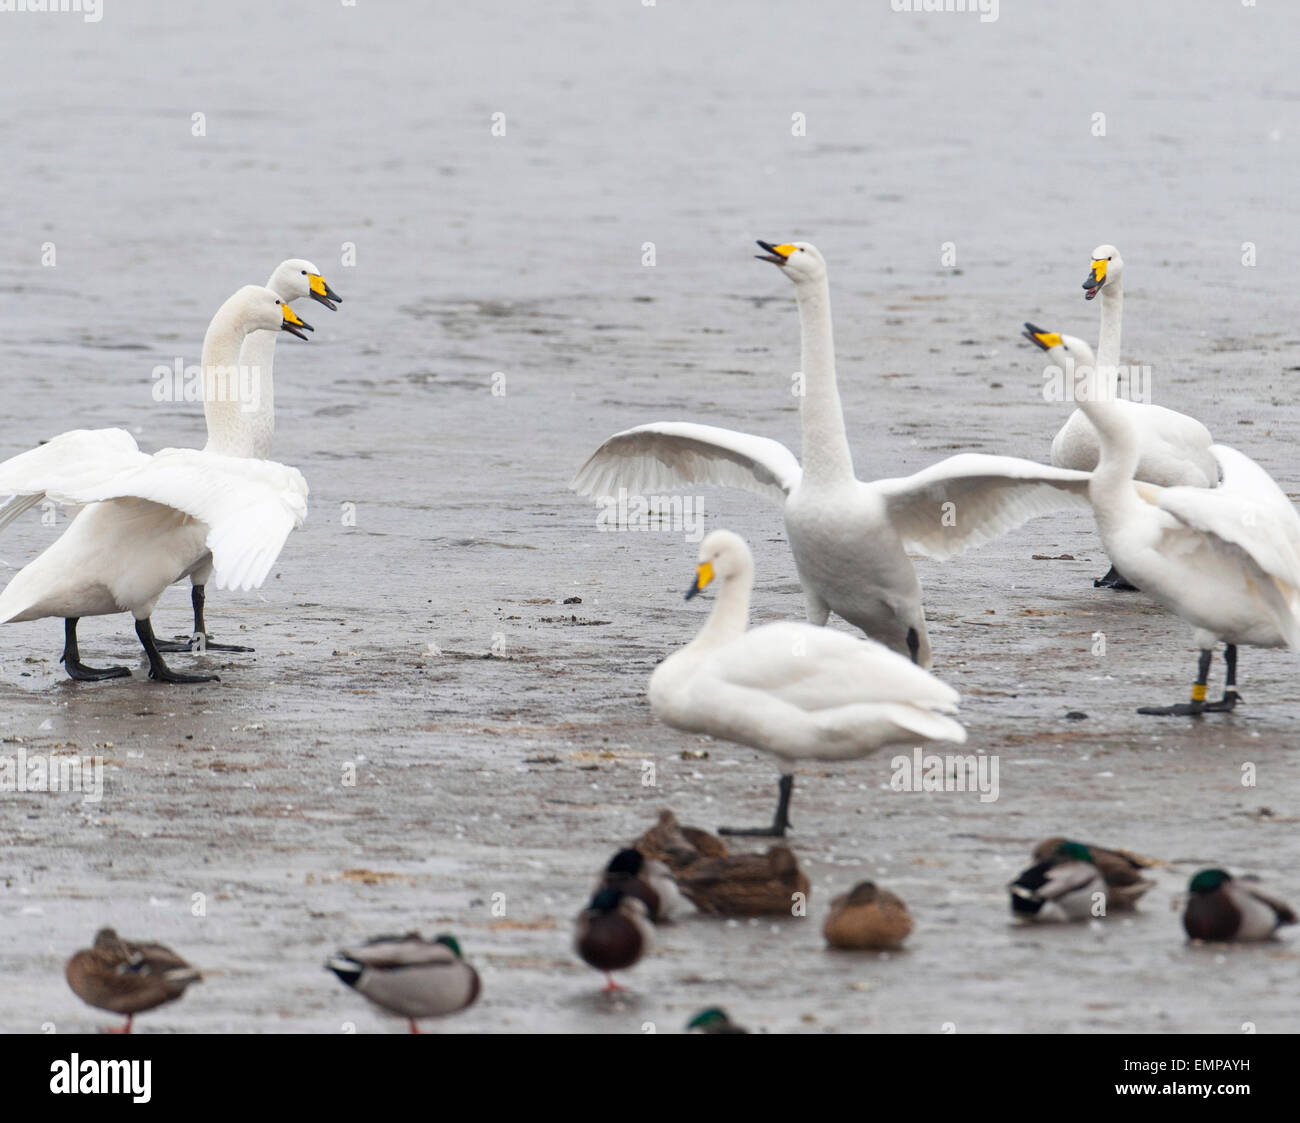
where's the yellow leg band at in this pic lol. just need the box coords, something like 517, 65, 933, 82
1191, 683, 1208, 702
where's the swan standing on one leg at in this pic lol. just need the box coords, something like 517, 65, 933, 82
0, 286, 312, 684
1048, 245, 1218, 590
649, 529, 967, 836
574, 241, 1092, 668
1025, 325, 1300, 715
159, 259, 341, 654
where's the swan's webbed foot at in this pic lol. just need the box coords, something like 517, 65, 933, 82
1137, 700, 1206, 716
60, 618, 131, 682
1094, 565, 1139, 591
63, 659, 131, 682
135, 619, 219, 685
156, 633, 254, 654
719, 773, 793, 838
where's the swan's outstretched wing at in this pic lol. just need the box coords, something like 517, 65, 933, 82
571, 422, 801, 504
69, 448, 309, 592
702, 621, 960, 715
1154, 445, 1300, 592
871, 454, 1091, 560
0, 429, 151, 531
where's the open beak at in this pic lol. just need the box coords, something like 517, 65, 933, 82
1022, 322, 1062, 351
1082, 259, 1106, 301
308, 273, 343, 311
281, 304, 314, 341
684, 561, 715, 601
755, 240, 796, 266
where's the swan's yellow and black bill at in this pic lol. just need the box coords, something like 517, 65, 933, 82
1022, 323, 1061, 351
308, 273, 343, 310
756, 240, 797, 265
1083, 258, 1107, 301
684, 561, 715, 600
280, 303, 314, 340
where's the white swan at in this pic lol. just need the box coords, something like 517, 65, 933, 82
649, 529, 967, 836
574, 240, 1092, 667
1049, 245, 1218, 589
0, 285, 312, 684
160, 259, 340, 653
1026, 325, 1300, 715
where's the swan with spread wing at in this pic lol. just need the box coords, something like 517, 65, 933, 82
0, 285, 310, 684
573, 241, 1091, 668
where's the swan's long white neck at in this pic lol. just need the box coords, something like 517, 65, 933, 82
201, 298, 263, 458
1096, 279, 1123, 372
203, 273, 283, 459
693, 566, 752, 650
794, 276, 855, 485
1072, 350, 1141, 509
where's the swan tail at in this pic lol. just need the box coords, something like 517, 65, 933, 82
880, 704, 969, 745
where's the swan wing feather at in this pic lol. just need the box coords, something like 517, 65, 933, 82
0, 429, 151, 520
700, 622, 960, 713
571, 422, 800, 503
63, 449, 309, 592
872, 453, 1091, 560
1154, 445, 1300, 591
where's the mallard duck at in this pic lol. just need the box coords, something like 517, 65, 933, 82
1032, 836, 1157, 910
574, 887, 651, 992
1009, 841, 1105, 922
674, 845, 810, 917
599, 848, 684, 923
65, 927, 202, 1033
687, 1007, 748, 1034
823, 881, 913, 950
635, 809, 728, 873
1183, 870, 1297, 942
326, 933, 480, 1033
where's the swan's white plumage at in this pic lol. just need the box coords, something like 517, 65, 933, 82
1051, 244, 1218, 488
571, 421, 802, 503
575, 241, 1087, 666
1037, 333, 1300, 655
874, 453, 1090, 559
1051, 402, 1218, 487
649, 531, 966, 765
0, 285, 309, 636
0, 428, 306, 624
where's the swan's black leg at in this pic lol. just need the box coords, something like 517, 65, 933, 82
136, 618, 219, 684
60, 618, 130, 682
1138, 648, 1213, 715
157, 586, 254, 653
1094, 564, 1139, 591
720, 773, 793, 837
1202, 644, 1241, 712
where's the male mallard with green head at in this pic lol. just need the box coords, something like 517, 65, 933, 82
823, 880, 913, 950
327, 932, 480, 1033
65, 927, 202, 1034
1032, 836, 1157, 909
1009, 841, 1105, 922
599, 847, 684, 923
687, 1007, 748, 1034
575, 887, 651, 992
1183, 869, 1296, 942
